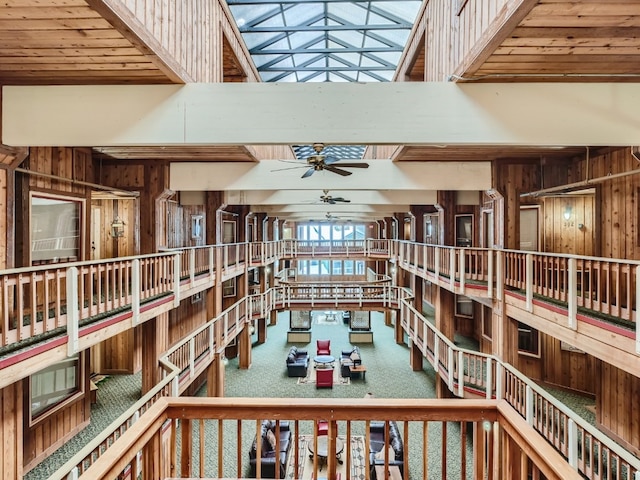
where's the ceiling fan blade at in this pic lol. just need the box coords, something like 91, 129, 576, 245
324, 165, 352, 176
332, 162, 369, 168
333, 198, 351, 203
327, 199, 336, 204
323, 155, 341, 165
271, 165, 307, 172
301, 167, 316, 178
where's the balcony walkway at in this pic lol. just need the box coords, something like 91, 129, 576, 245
30, 310, 597, 480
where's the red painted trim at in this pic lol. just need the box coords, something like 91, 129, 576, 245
79, 295, 174, 337
0, 336, 67, 369
506, 290, 634, 338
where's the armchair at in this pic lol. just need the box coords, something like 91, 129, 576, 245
316, 339, 331, 356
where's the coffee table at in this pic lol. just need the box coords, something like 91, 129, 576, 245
314, 355, 335, 367
308, 436, 345, 471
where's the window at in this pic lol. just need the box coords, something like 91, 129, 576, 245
455, 214, 473, 247
223, 278, 236, 297
31, 194, 82, 265
30, 355, 81, 421
355, 260, 365, 275
332, 260, 342, 275
455, 295, 473, 317
343, 260, 354, 275
517, 322, 540, 357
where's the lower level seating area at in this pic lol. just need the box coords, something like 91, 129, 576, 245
248, 420, 292, 478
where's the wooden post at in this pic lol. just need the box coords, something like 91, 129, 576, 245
141, 313, 169, 394
0, 383, 23, 480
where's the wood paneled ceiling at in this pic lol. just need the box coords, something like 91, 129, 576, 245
0, 0, 174, 85
392, 145, 588, 162
458, 1, 640, 81
94, 145, 259, 161
3, 1, 638, 167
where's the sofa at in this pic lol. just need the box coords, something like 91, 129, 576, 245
285, 346, 309, 377
248, 420, 292, 478
339, 346, 362, 378
368, 421, 404, 478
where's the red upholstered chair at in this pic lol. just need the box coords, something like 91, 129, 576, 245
316, 339, 331, 356
316, 367, 333, 388
316, 420, 329, 436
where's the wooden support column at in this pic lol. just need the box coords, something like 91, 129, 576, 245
394, 310, 404, 344
410, 339, 423, 372
207, 353, 226, 397
413, 274, 424, 315
435, 286, 456, 398
384, 310, 393, 327
257, 317, 267, 344
0, 383, 23, 480
238, 325, 252, 370
141, 313, 169, 394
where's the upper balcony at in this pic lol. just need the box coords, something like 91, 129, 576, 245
2, 239, 640, 385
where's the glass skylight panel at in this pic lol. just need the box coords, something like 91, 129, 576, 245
329, 3, 367, 24
376, 1, 422, 22
225, 0, 421, 82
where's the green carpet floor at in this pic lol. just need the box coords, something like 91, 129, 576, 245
25, 309, 597, 479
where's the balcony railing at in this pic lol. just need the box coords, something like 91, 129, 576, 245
3, 240, 640, 380
50, 284, 640, 480
71, 397, 585, 480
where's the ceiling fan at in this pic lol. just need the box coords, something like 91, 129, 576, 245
320, 189, 351, 204
273, 143, 369, 178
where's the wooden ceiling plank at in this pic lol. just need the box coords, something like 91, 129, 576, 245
0, 6, 102, 19
503, 38, 640, 48
0, 47, 149, 56
0, 55, 152, 64
0, 18, 112, 29
521, 16, 640, 28
511, 26, 640, 38
531, 3, 640, 16
0, 63, 163, 71
495, 46, 640, 55
452, 0, 540, 78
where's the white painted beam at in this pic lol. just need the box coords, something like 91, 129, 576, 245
225, 189, 438, 205
4, 83, 640, 146
170, 160, 491, 191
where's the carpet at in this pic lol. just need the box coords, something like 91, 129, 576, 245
297, 365, 350, 386
286, 435, 366, 480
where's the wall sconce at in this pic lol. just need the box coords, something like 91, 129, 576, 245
249, 324, 256, 335
390, 265, 397, 275
563, 206, 572, 221
221, 355, 229, 366
111, 218, 125, 237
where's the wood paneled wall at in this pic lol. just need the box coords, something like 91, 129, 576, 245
596, 361, 640, 456
91, 198, 137, 259
505, 317, 596, 396
115, 0, 260, 82
0, 383, 22, 480
542, 195, 595, 256
395, 0, 509, 82
493, 160, 541, 250
23, 353, 91, 473
15, 147, 94, 267
99, 161, 170, 253
169, 296, 209, 347
0, 168, 12, 270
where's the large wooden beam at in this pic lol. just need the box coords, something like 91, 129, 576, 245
4, 83, 640, 146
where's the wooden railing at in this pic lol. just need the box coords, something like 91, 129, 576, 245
0, 252, 177, 350
48, 282, 640, 480
280, 239, 392, 258
400, 300, 640, 480
70, 397, 585, 480
502, 249, 640, 331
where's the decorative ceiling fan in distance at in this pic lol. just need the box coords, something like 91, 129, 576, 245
320, 189, 350, 204
273, 143, 369, 178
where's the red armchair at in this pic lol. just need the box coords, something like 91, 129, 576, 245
316, 367, 333, 388
316, 339, 331, 356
